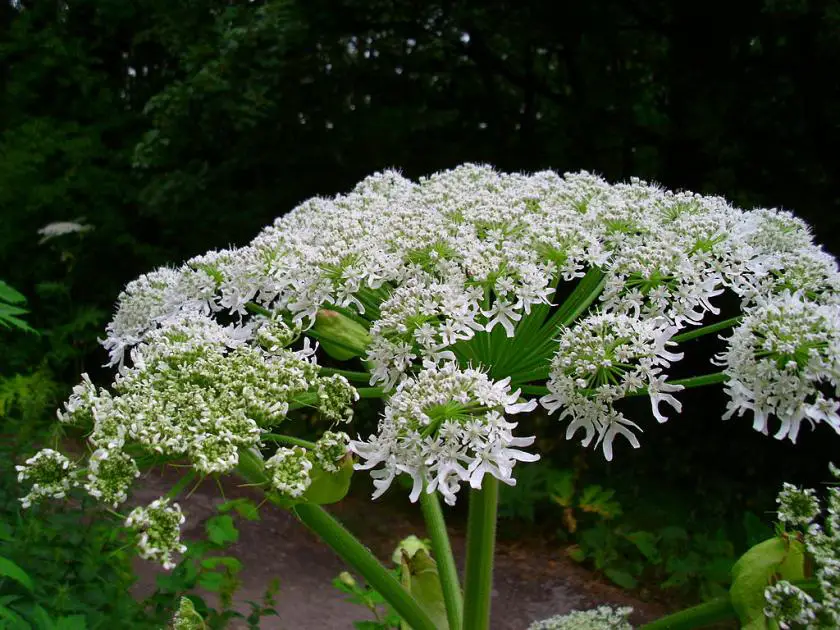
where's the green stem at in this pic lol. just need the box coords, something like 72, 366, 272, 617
518, 372, 729, 400
670, 371, 729, 390
462, 476, 499, 630
245, 302, 272, 316
358, 386, 386, 399
164, 470, 198, 500
640, 578, 819, 630
318, 366, 372, 383
519, 385, 548, 396
294, 503, 437, 630
234, 449, 435, 630
262, 433, 317, 450
419, 490, 463, 630
672, 317, 741, 344
639, 596, 734, 630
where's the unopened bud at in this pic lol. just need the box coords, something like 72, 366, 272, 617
312, 310, 371, 360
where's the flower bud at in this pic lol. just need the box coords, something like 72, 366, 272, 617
312, 310, 371, 360
338, 571, 357, 588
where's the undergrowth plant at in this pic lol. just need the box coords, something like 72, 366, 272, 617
15, 165, 840, 629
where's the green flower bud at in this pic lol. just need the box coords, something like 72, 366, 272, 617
312, 309, 371, 360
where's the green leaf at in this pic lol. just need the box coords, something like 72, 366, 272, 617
578, 485, 622, 519
730, 537, 789, 629
0, 603, 29, 629
605, 567, 638, 589
0, 557, 35, 591
624, 531, 661, 563
217, 498, 260, 521
397, 543, 449, 630
778, 538, 805, 582
54, 616, 86, 630
302, 456, 354, 505
205, 515, 239, 546
31, 604, 55, 630
548, 470, 575, 507
567, 546, 586, 562
201, 556, 243, 573
198, 571, 226, 592
0, 281, 26, 304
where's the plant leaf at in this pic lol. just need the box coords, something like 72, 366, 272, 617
624, 531, 661, 564
397, 543, 449, 630
730, 537, 788, 629
605, 567, 638, 589
302, 456, 354, 505
0, 557, 34, 591
205, 515, 239, 546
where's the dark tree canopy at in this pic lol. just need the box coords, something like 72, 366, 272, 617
1, 0, 838, 490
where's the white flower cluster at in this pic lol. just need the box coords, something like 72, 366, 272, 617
714, 291, 840, 442
527, 605, 634, 630
540, 312, 684, 460
171, 597, 204, 630
58, 313, 356, 480
42, 164, 838, 506
350, 365, 538, 505
315, 430, 350, 473
84, 447, 140, 507
265, 446, 313, 497
16, 449, 77, 509
125, 498, 187, 570
764, 465, 840, 628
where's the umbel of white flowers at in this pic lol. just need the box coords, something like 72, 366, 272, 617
764, 464, 840, 628
15, 164, 840, 566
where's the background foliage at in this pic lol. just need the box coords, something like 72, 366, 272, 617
1, 0, 839, 617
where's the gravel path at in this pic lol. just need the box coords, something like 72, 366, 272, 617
130, 469, 668, 629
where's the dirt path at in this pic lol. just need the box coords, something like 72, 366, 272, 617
130, 469, 668, 629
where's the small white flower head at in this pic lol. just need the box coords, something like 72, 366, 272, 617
255, 316, 298, 352
125, 498, 187, 570
715, 291, 840, 442
57, 373, 98, 424
16, 449, 78, 508
766, 466, 840, 628
528, 605, 634, 630
777, 483, 821, 528
317, 375, 359, 422
265, 446, 313, 498
172, 596, 205, 630
350, 364, 538, 506
540, 312, 684, 460
37, 220, 93, 244
314, 430, 350, 473
188, 435, 241, 475
84, 448, 140, 507
764, 581, 819, 629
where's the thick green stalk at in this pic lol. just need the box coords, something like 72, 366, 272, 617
419, 490, 463, 630
235, 449, 436, 630
640, 579, 819, 629
294, 503, 437, 630
639, 596, 735, 630
358, 386, 386, 399
462, 477, 499, 630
